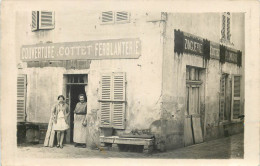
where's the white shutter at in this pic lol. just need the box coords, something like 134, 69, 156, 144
39, 11, 55, 29
32, 11, 38, 31
100, 102, 112, 127
99, 72, 126, 129
112, 72, 126, 129
115, 11, 130, 23
101, 11, 114, 24
231, 75, 241, 120
112, 102, 125, 129
113, 73, 125, 101
17, 75, 27, 122
100, 73, 112, 127
100, 74, 112, 101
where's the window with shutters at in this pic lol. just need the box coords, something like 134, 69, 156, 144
221, 12, 232, 43
219, 74, 229, 122
99, 72, 126, 129
17, 75, 27, 122
231, 75, 241, 121
101, 11, 130, 24
31, 11, 55, 31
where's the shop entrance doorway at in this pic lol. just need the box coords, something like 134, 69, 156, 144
65, 74, 88, 143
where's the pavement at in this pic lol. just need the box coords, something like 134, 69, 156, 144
16, 133, 243, 159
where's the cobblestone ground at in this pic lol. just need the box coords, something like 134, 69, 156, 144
16, 133, 243, 159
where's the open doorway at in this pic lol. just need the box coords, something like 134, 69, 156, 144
65, 74, 88, 143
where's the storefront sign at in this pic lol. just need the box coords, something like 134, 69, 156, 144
174, 29, 242, 66
210, 42, 220, 60
21, 38, 141, 61
225, 48, 238, 64
183, 32, 203, 56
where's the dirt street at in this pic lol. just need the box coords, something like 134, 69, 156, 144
16, 133, 243, 159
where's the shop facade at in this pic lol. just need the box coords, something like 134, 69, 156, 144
16, 11, 244, 151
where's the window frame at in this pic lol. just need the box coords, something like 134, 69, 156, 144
99, 72, 126, 129
31, 10, 55, 31
100, 11, 130, 25
219, 73, 230, 123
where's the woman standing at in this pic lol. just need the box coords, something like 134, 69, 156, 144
52, 95, 70, 148
73, 94, 87, 148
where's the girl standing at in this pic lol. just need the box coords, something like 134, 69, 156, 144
52, 95, 70, 148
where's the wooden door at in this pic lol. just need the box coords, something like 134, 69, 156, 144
184, 86, 193, 146
184, 85, 203, 146
65, 85, 71, 143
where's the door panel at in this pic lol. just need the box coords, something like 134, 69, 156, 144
184, 85, 203, 146
192, 116, 203, 144
184, 116, 194, 146
65, 85, 71, 143
184, 87, 194, 146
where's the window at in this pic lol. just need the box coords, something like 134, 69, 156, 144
186, 66, 202, 82
17, 75, 27, 122
231, 75, 241, 121
66, 74, 88, 84
99, 72, 126, 129
219, 74, 229, 122
32, 11, 55, 31
221, 12, 231, 43
101, 11, 130, 24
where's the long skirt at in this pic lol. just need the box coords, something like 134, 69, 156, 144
73, 114, 87, 144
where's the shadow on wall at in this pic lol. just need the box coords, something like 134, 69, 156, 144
150, 120, 161, 150
86, 109, 100, 149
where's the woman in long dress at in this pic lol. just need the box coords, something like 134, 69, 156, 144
52, 95, 70, 148
73, 94, 87, 148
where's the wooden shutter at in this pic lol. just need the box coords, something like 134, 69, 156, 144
231, 75, 241, 120
100, 73, 126, 129
113, 73, 125, 101
221, 14, 226, 39
219, 75, 226, 122
100, 74, 112, 101
100, 102, 112, 127
101, 11, 114, 24
112, 102, 125, 129
115, 11, 130, 23
100, 73, 112, 127
112, 73, 126, 129
39, 11, 55, 29
32, 11, 38, 31
17, 75, 27, 122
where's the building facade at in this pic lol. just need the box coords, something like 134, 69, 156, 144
16, 11, 244, 151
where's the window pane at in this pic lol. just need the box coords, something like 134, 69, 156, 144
186, 67, 190, 80
190, 68, 195, 80
195, 69, 199, 80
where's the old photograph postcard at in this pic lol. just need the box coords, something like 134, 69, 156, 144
1, 0, 259, 166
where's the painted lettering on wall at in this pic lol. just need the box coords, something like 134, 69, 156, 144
225, 49, 238, 63
21, 38, 141, 61
210, 43, 220, 60
183, 33, 203, 56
